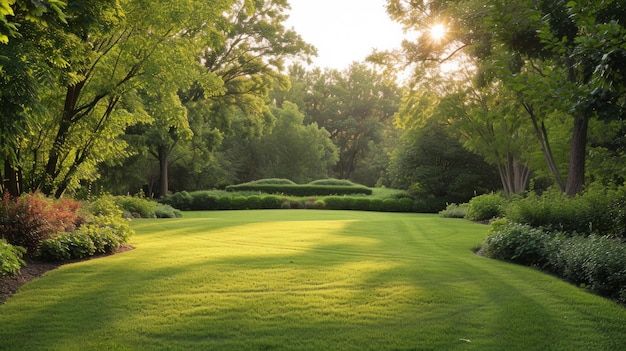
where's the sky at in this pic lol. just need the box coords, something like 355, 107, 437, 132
284, 0, 407, 70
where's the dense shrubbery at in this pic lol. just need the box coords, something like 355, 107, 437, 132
473, 186, 626, 303
0, 193, 151, 267
481, 220, 626, 303
0, 239, 26, 277
465, 194, 506, 221
225, 183, 373, 196
0, 193, 87, 254
482, 221, 549, 267
114, 195, 181, 218
39, 214, 133, 261
505, 187, 623, 237
162, 191, 425, 212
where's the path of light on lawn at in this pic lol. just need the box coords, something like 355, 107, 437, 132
1, 210, 625, 351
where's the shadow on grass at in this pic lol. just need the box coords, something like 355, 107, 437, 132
1, 212, 625, 350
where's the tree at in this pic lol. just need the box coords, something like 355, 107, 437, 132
389, 120, 500, 202
4, 0, 233, 197
228, 101, 338, 183
385, 0, 626, 195
279, 63, 401, 181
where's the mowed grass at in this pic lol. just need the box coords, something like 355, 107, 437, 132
1, 211, 625, 350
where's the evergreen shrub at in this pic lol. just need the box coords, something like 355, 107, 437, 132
260, 196, 282, 209
190, 191, 218, 210
308, 178, 357, 186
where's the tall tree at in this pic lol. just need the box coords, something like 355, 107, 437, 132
386, 0, 626, 195
280, 63, 401, 180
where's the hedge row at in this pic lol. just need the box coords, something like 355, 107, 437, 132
161, 191, 436, 212
482, 220, 626, 303
225, 184, 373, 196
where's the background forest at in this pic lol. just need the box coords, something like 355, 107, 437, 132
1, 0, 625, 205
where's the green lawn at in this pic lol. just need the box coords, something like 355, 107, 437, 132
1, 210, 625, 350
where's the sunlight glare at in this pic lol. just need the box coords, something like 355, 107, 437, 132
429, 24, 446, 42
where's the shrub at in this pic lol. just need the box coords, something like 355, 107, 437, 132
482, 221, 550, 267
545, 235, 626, 302
88, 195, 123, 217
190, 191, 218, 210
0, 239, 26, 277
216, 196, 232, 210
0, 193, 85, 255
260, 196, 282, 209
381, 198, 401, 212
163, 191, 193, 210
351, 198, 371, 211
246, 196, 263, 209
231, 196, 249, 210
39, 214, 134, 261
154, 204, 183, 218
465, 194, 506, 221
323, 196, 355, 210
368, 198, 384, 212
225, 183, 372, 196
308, 178, 358, 186
115, 196, 157, 218
505, 187, 616, 235
250, 178, 296, 185
398, 198, 414, 212
439, 203, 468, 218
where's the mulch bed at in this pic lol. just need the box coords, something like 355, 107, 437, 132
0, 245, 134, 304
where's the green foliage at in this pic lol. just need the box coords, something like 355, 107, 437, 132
154, 204, 183, 218
308, 178, 358, 186
0, 239, 26, 277
482, 221, 550, 267
87, 195, 123, 218
260, 196, 282, 209
226, 183, 372, 196
546, 235, 626, 303
439, 203, 468, 218
246, 195, 262, 209
465, 194, 506, 221
162, 191, 194, 211
39, 213, 134, 262
504, 187, 620, 236
249, 178, 296, 185
390, 122, 500, 204
114, 195, 157, 218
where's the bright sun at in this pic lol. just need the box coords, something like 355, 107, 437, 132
429, 23, 446, 42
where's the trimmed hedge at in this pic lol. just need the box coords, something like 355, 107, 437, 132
225, 184, 373, 196
162, 191, 426, 213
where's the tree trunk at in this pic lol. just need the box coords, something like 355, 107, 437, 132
565, 113, 589, 196
158, 146, 169, 197
3, 159, 21, 196
522, 102, 565, 191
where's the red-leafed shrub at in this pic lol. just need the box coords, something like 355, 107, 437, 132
0, 193, 86, 255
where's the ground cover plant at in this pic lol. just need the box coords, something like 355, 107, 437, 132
1, 211, 624, 350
